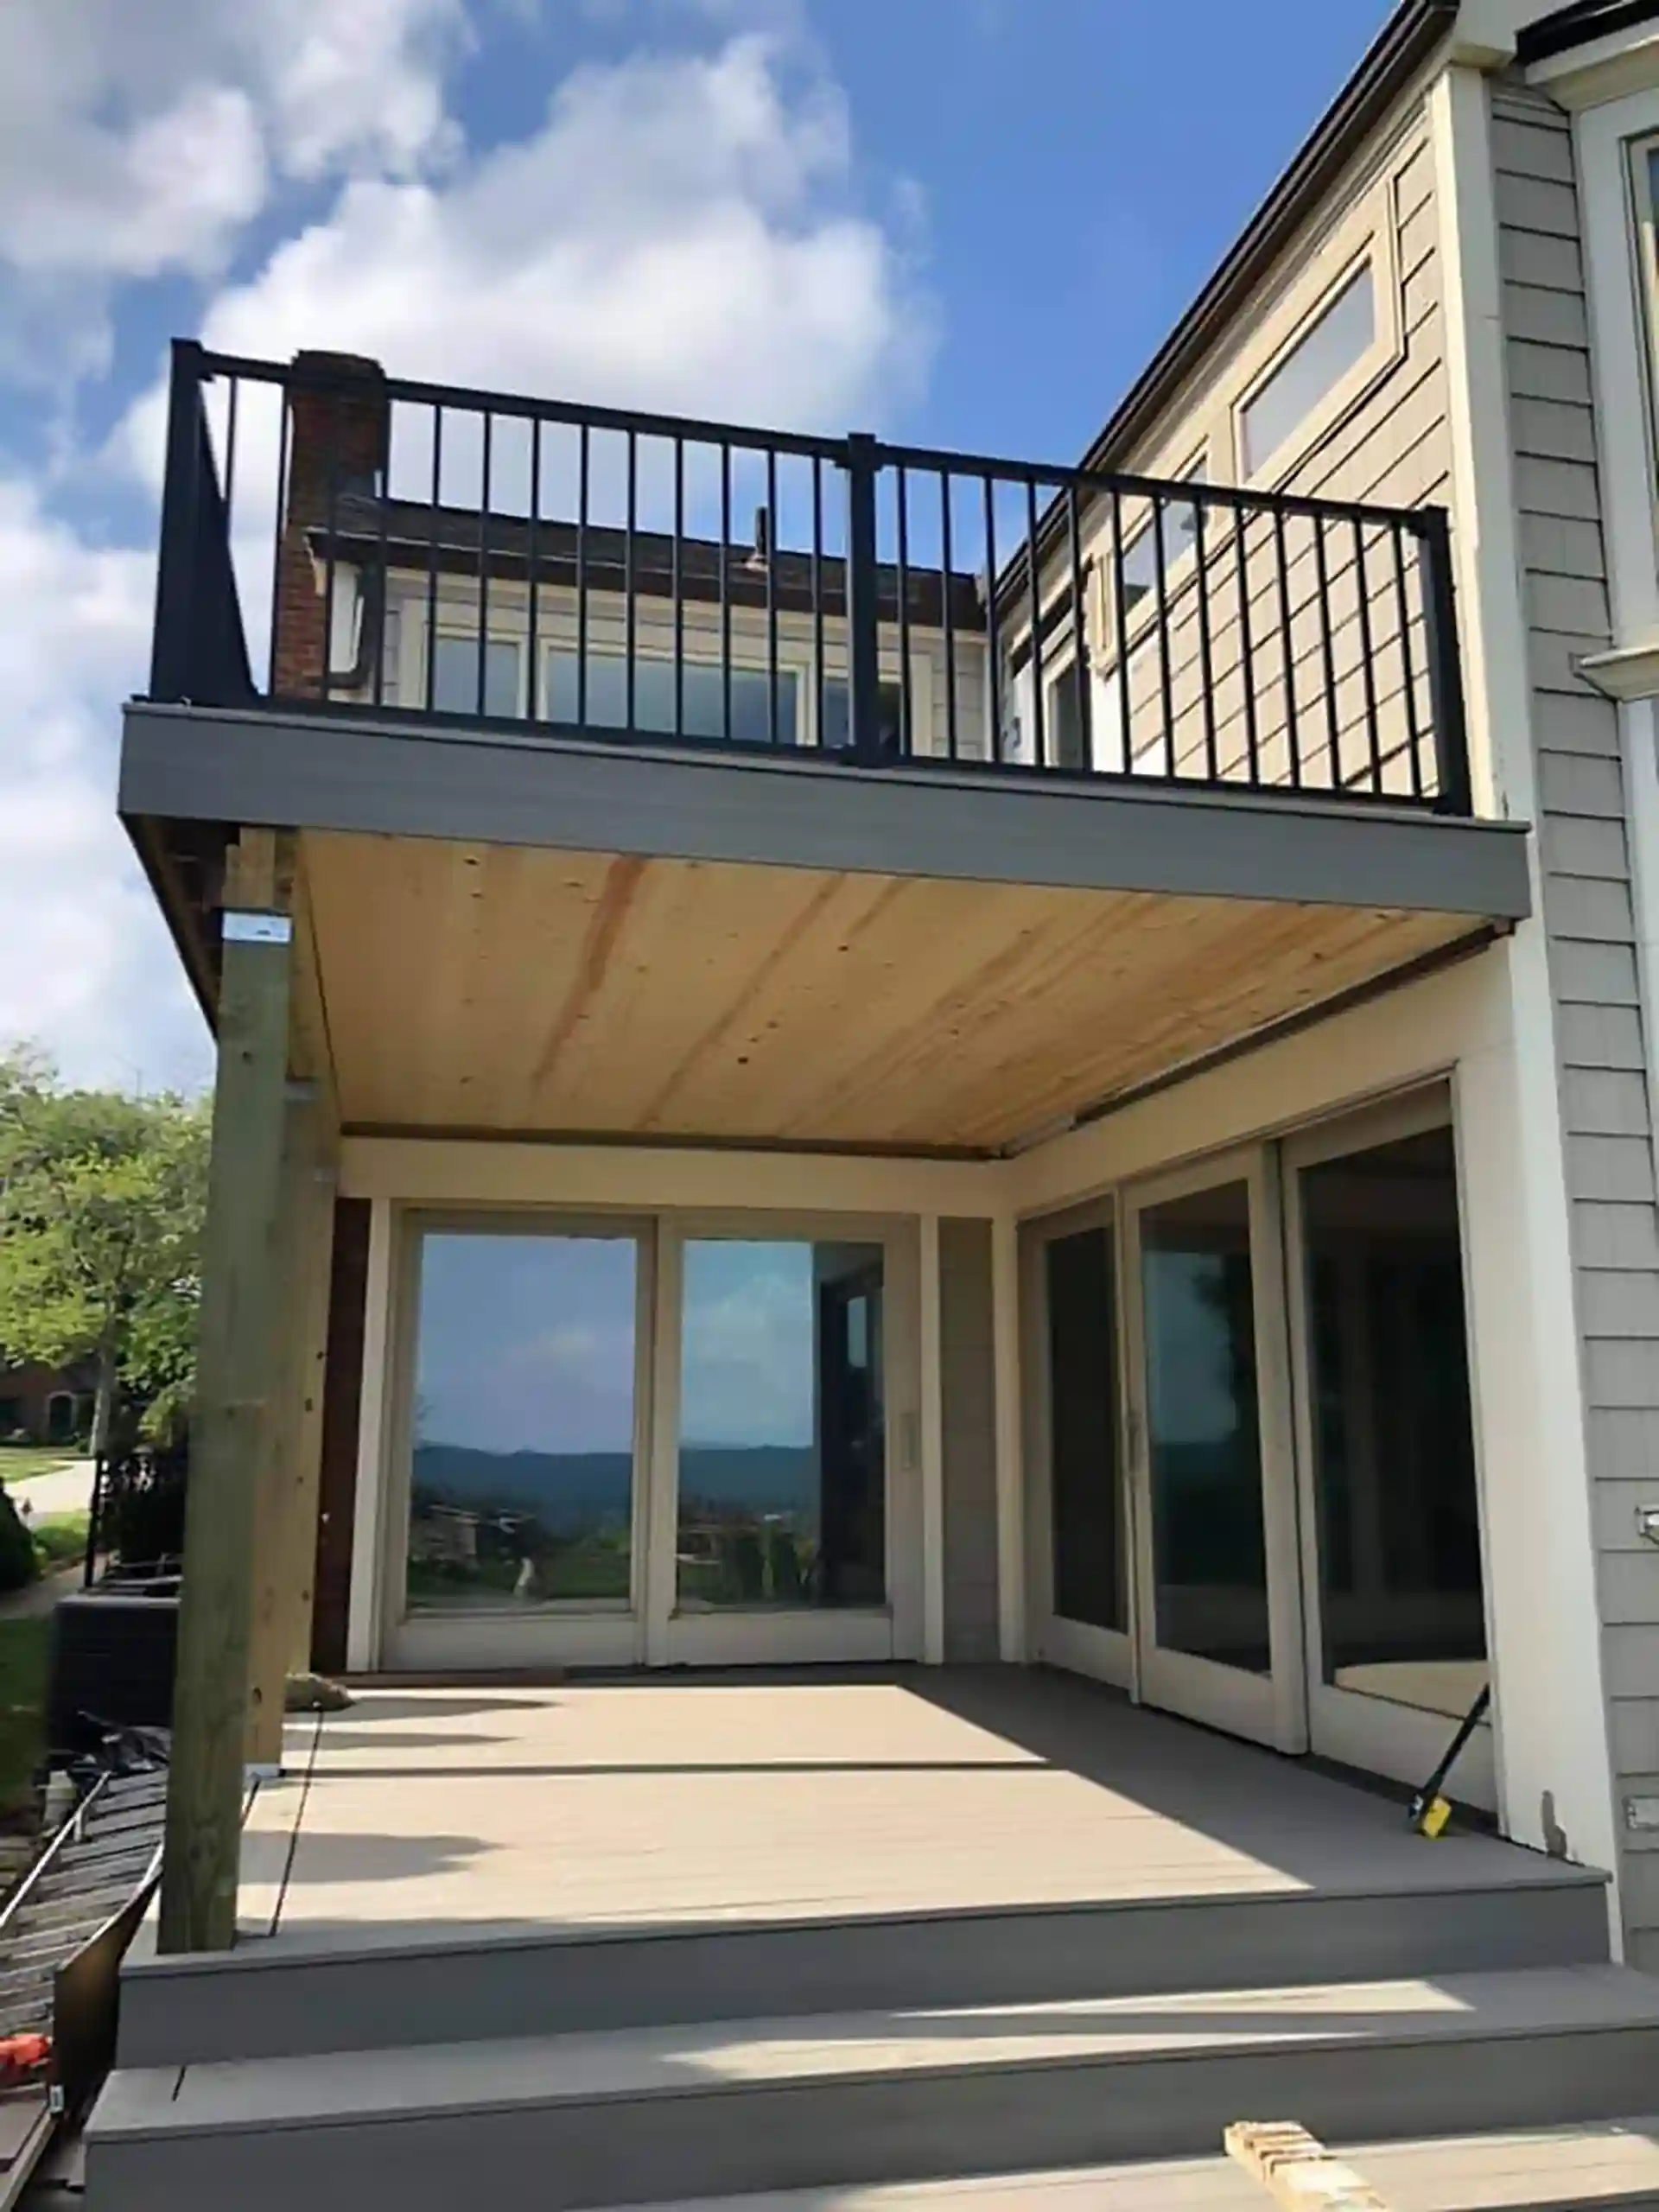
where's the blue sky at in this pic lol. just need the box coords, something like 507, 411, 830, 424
0, 0, 1389, 1093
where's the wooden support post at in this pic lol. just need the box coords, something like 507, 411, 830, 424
282, 1125, 337, 1680
245, 1084, 335, 1767
160, 830, 295, 1955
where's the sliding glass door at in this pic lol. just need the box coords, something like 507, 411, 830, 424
390, 1217, 652, 1669
1026, 1201, 1132, 1685
386, 1210, 915, 1670
1284, 1094, 1493, 1805
1122, 1150, 1304, 1750
649, 1223, 909, 1665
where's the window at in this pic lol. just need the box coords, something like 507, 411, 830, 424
407, 1230, 640, 1611
819, 677, 906, 752
1047, 659, 1087, 771
1122, 467, 1207, 612
677, 1238, 886, 1611
547, 648, 798, 745
1239, 264, 1376, 476
430, 633, 521, 718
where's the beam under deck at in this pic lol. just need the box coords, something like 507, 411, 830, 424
120, 700, 1532, 919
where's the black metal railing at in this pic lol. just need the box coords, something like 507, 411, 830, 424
148, 339, 1473, 812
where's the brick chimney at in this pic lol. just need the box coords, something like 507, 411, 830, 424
271, 352, 390, 702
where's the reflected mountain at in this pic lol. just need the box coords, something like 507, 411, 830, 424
412, 1441, 820, 1528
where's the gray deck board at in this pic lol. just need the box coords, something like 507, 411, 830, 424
230, 1669, 1597, 1959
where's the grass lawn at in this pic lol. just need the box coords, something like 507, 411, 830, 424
0, 1618, 49, 1817
30, 1515, 89, 1574
0, 1446, 77, 1485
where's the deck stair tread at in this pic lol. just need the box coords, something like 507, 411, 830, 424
565, 2120, 1659, 2212
91, 1965, 1659, 2137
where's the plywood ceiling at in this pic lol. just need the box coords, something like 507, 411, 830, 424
302, 830, 1479, 1153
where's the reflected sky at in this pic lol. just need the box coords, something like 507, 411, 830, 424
415, 1234, 638, 1455
414, 1232, 823, 1455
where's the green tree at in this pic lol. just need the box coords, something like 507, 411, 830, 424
0, 1048, 209, 1451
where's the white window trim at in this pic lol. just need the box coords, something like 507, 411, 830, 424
393, 583, 937, 753
1228, 169, 1403, 492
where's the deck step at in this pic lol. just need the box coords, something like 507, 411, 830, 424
544, 2122, 1659, 2212
84, 1966, 1659, 2212
115, 1866, 1611, 2069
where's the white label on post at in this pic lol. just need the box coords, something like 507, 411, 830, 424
223, 912, 294, 945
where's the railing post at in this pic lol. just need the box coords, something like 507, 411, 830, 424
1417, 506, 1474, 817
149, 338, 207, 703
845, 433, 883, 765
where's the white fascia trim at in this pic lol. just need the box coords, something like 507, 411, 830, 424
1577, 637, 1659, 699
1430, 63, 1621, 1898
1577, 81, 1659, 1422
1529, 26, 1659, 109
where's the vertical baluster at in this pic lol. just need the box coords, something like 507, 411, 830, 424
1067, 485, 1091, 772
223, 376, 239, 528
373, 392, 390, 710
1109, 489, 1129, 772
266, 384, 291, 698
812, 457, 825, 747
983, 476, 1001, 766
577, 423, 590, 726
1392, 521, 1424, 799
721, 441, 733, 744
766, 447, 779, 746
475, 410, 493, 718
1313, 513, 1339, 788
1273, 507, 1300, 787
673, 439, 685, 741
424, 405, 442, 713
625, 429, 638, 732
940, 471, 957, 764
1233, 505, 1261, 785
1151, 490, 1174, 778
1353, 518, 1382, 795
1027, 478, 1046, 768
1194, 495, 1218, 781
322, 388, 340, 704
897, 464, 914, 756
526, 416, 541, 723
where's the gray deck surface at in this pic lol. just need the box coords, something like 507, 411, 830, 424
232, 1667, 1592, 1955
91, 1965, 1659, 2137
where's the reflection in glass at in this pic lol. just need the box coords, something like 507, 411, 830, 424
1046, 1225, 1125, 1632
1301, 1126, 1486, 1719
677, 1240, 886, 1610
407, 1233, 637, 1611
546, 649, 798, 746
1141, 1182, 1269, 1673
431, 635, 521, 718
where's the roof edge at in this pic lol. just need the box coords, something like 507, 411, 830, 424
1518, 0, 1659, 64
1078, 0, 1459, 475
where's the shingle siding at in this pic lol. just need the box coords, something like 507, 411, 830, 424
1494, 76, 1659, 1955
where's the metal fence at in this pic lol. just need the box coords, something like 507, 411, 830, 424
149, 340, 1472, 813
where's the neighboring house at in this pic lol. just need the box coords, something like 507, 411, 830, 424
92, 0, 1659, 2196
0, 1357, 92, 1447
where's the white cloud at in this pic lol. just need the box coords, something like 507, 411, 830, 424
6, 12, 935, 1093
0, 0, 462, 309
0, 483, 208, 1092
196, 33, 933, 432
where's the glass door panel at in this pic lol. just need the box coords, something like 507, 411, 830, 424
406, 1230, 640, 1613
675, 1238, 887, 1611
1287, 1103, 1494, 1806
1125, 1155, 1301, 1748
1140, 1179, 1270, 1674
